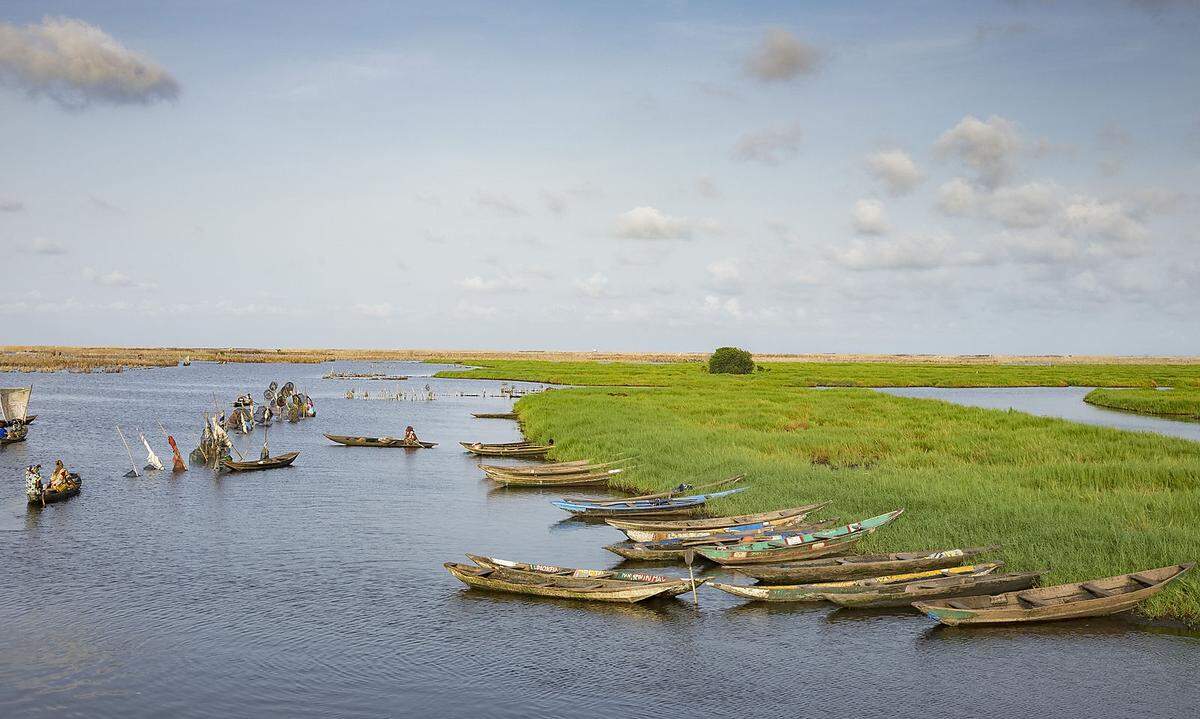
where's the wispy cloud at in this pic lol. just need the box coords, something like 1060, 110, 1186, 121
743, 28, 821, 82
0, 196, 22, 212
474, 191, 526, 216
732, 122, 803, 166
614, 206, 694, 240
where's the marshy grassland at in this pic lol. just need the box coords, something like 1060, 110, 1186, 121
1085, 388, 1200, 420
441, 360, 1200, 621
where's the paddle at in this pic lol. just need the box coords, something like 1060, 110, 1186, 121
683, 548, 699, 606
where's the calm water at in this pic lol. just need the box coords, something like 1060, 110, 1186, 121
877, 386, 1200, 442
2, 363, 1198, 718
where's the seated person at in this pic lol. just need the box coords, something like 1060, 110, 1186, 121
49, 460, 71, 490
403, 426, 419, 444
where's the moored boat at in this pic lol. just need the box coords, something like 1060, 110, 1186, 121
326, 434, 437, 448
710, 563, 1003, 603
472, 412, 518, 419
444, 562, 697, 603
604, 519, 839, 561
913, 563, 1194, 626
695, 510, 905, 566
466, 554, 703, 597
488, 467, 629, 487
731, 545, 1001, 584
222, 451, 300, 472
460, 441, 551, 458
823, 570, 1046, 609
552, 486, 747, 518
612, 504, 830, 543
604, 503, 826, 534
480, 459, 625, 477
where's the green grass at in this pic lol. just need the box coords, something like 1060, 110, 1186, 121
1085, 388, 1200, 421
438, 358, 1200, 388
439, 360, 1200, 621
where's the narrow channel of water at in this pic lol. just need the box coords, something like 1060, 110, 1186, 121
876, 386, 1200, 442
2, 363, 1198, 718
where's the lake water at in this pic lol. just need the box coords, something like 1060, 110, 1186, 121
876, 386, 1200, 442
2, 363, 1198, 718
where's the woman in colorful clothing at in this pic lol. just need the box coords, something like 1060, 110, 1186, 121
49, 460, 70, 491
403, 426, 420, 445
25, 464, 44, 502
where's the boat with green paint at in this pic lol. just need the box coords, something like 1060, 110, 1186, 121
696, 509, 904, 566
710, 563, 1002, 603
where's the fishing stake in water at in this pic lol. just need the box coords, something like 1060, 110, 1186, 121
683, 548, 700, 607
116, 425, 139, 478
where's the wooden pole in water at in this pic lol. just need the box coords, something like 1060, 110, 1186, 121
116, 425, 138, 477
683, 548, 699, 607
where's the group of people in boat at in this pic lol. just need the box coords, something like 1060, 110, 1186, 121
25, 460, 77, 500
0, 418, 27, 441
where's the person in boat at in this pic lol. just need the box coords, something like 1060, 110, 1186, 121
403, 426, 419, 445
25, 465, 44, 499
260, 439, 270, 461
49, 460, 71, 491
0, 420, 7, 440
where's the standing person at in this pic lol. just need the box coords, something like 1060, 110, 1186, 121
25, 465, 44, 502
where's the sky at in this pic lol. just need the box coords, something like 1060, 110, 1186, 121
1, 1, 1199, 354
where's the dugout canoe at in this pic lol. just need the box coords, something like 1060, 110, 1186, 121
472, 412, 518, 419
460, 442, 550, 458
710, 563, 1003, 603
605, 502, 829, 537
552, 487, 747, 518
28, 473, 81, 505
444, 562, 694, 603
1, 434, 27, 445
222, 451, 300, 472
731, 545, 1001, 584
695, 510, 905, 566
559, 475, 744, 506
488, 467, 630, 487
604, 519, 839, 561
466, 554, 705, 597
326, 434, 437, 448
480, 459, 626, 477
613, 506, 831, 543
913, 563, 1194, 626
823, 570, 1046, 609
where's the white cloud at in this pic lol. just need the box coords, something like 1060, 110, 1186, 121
574, 272, 611, 298
614, 206, 693, 240
934, 115, 1021, 187
986, 181, 1060, 228
474, 191, 526, 216
865, 149, 923, 195
1062, 197, 1149, 252
743, 28, 821, 82
732, 122, 803, 166
453, 300, 498, 319
0, 197, 22, 212
31, 237, 67, 255
936, 177, 978, 216
852, 199, 889, 235
831, 234, 993, 271
352, 302, 393, 318
0, 17, 179, 109
995, 230, 1080, 264
82, 267, 134, 287
706, 259, 744, 294
456, 275, 529, 293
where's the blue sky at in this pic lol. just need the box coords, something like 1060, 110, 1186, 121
2, 1, 1198, 353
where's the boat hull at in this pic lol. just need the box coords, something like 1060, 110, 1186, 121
326, 434, 436, 448
731, 546, 998, 584
444, 562, 693, 603
825, 571, 1045, 609
222, 451, 300, 472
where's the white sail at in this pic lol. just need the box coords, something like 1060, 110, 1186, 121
0, 387, 31, 422
141, 433, 164, 471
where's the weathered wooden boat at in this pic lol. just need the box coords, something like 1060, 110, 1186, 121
913, 563, 1194, 626
325, 434, 437, 448
28, 473, 81, 505
559, 475, 743, 506
612, 503, 831, 543
460, 441, 551, 458
488, 467, 629, 487
465, 554, 704, 597
552, 487, 747, 518
222, 451, 300, 472
22, 414, 37, 424
604, 504, 825, 534
605, 519, 839, 560
444, 562, 696, 603
710, 563, 1002, 603
480, 459, 625, 477
464, 440, 538, 448
0, 432, 27, 445
823, 570, 1046, 609
731, 545, 1001, 584
472, 412, 518, 419
696, 510, 905, 566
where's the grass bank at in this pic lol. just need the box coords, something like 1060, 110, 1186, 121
1085, 388, 1200, 420
443, 360, 1200, 621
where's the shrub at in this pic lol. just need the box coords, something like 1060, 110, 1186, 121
708, 346, 754, 374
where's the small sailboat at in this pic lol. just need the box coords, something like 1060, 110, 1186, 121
140, 433, 164, 471
181, 355, 191, 366
159, 421, 187, 472
116, 425, 139, 478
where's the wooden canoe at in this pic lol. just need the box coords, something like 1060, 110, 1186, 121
552, 487, 747, 518
222, 451, 300, 472
444, 562, 695, 603
605, 502, 828, 536
1, 432, 28, 445
466, 554, 705, 597
823, 570, 1046, 609
472, 412, 518, 419
614, 508, 830, 543
559, 475, 743, 506
604, 519, 839, 561
695, 510, 905, 566
460, 442, 550, 458
488, 467, 629, 487
731, 545, 1001, 584
480, 459, 626, 477
28, 473, 81, 505
710, 563, 1003, 603
913, 563, 1194, 626
326, 434, 437, 448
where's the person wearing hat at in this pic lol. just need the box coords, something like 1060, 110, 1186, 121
49, 460, 71, 491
